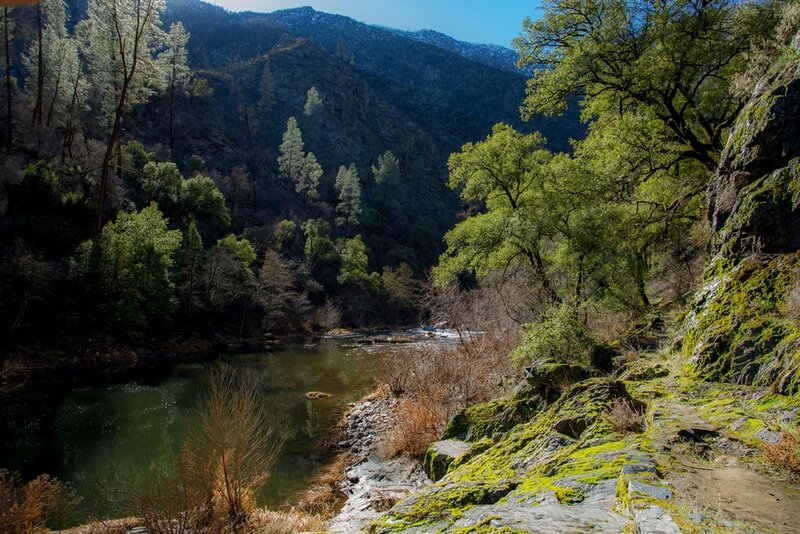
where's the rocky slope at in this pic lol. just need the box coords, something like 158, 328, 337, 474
682, 52, 800, 394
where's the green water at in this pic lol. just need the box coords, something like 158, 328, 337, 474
0, 338, 398, 523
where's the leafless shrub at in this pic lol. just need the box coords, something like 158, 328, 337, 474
379, 332, 515, 459
0, 470, 80, 534
602, 398, 646, 436
132, 367, 285, 534
312, 300, 342, 332
421, 267, 543, 335
762, 429, 800, 480
384, 388, 451, 459
179, 367, 286, 532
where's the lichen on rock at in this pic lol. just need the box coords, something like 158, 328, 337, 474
683, 55, 800, 394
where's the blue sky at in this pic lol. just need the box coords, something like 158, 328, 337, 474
209, 1, 542, 47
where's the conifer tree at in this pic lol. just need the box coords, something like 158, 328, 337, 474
278, 117, 305, 185
335, 163, 362, 231
160, 22, 191, 159
303, 86, 322, 117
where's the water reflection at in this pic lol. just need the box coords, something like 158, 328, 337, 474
0, 338, 390, 523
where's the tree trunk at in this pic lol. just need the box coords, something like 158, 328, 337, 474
4, 7, 13, 154
97, 78, 130, 234
574, 254, 585, 315
32, 3, 44, 128
633, 251, 650, 310
61, 69, 81, 162
168, 72, 175, 159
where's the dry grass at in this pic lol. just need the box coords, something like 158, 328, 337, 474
384, 388, 450, 459
602, 398, 646, 436
293, 452, 352, 516
379, 332, 514, 459
762, 430, 800, 479
249, 509, 326, 534
0, 470, 80, 534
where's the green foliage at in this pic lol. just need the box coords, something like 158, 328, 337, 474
512, 305, 596, 368
435, 124, 562, 302
302, 218, 336, 266
278, 117, 322, 201
143, 161, 183, 204
77, 203, 182, 331
183, 175, 231, 229
514, 0, 778, 170
273, 219, 297, 251
141, 161, 231, 230
278, 117, 305, 185
336, 235, 375, 289
303, 86, 323, 117
205, 235, 257, 309
335, 163, 362, 230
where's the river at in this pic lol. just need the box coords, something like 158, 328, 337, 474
0, 337, 417, 524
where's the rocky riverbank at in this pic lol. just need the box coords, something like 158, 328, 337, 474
325, 393, 431, 533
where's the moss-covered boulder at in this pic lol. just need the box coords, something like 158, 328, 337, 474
423, 440, 471, 481
372, 379, 651, 532
683, 57, 800, 394
524, 358, 589, 391
442, 384, 547, 441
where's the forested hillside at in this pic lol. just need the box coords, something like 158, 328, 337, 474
0, 0, 581, 355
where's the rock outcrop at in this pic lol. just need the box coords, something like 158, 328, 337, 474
683, 51, 800, 394
372, 379, 668, 533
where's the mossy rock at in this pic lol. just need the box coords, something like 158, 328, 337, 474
374, 379, 650, 532
442, 384, 547, 441
524, 359, 589, 391
424, 440, 472, 482
682, 253, 800, 394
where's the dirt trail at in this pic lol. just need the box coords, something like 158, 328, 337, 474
651, 396, 800, 532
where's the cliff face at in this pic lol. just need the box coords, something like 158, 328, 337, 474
683, 53, 800, 394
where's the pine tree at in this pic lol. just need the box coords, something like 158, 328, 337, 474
278, 117, 322, 201
278, 117, 305, 186
303, 86, 322, 117
160, 22, 191, 159
335, 163, 362, 231
300, 152, 322, 201
22, 0, 85, 140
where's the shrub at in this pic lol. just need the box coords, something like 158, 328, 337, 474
384, 388, 450, 459
0, 470, 80, 534
180, 367, 285, 532
379, 332, 514, 459
133, 366, 285, 534
512, 304, 596, 368
762, 430, 800, 479
601, 398, 645, 436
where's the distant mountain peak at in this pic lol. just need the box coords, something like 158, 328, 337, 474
263, 5, 522, 73
395, 28, 523, 73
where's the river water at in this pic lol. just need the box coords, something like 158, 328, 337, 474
0, 337, 416, 524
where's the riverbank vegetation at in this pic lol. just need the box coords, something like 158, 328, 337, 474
2, 0, 800, 531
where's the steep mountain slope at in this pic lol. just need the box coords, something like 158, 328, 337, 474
235, 5, 580, 153
395, 28, 522, 73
